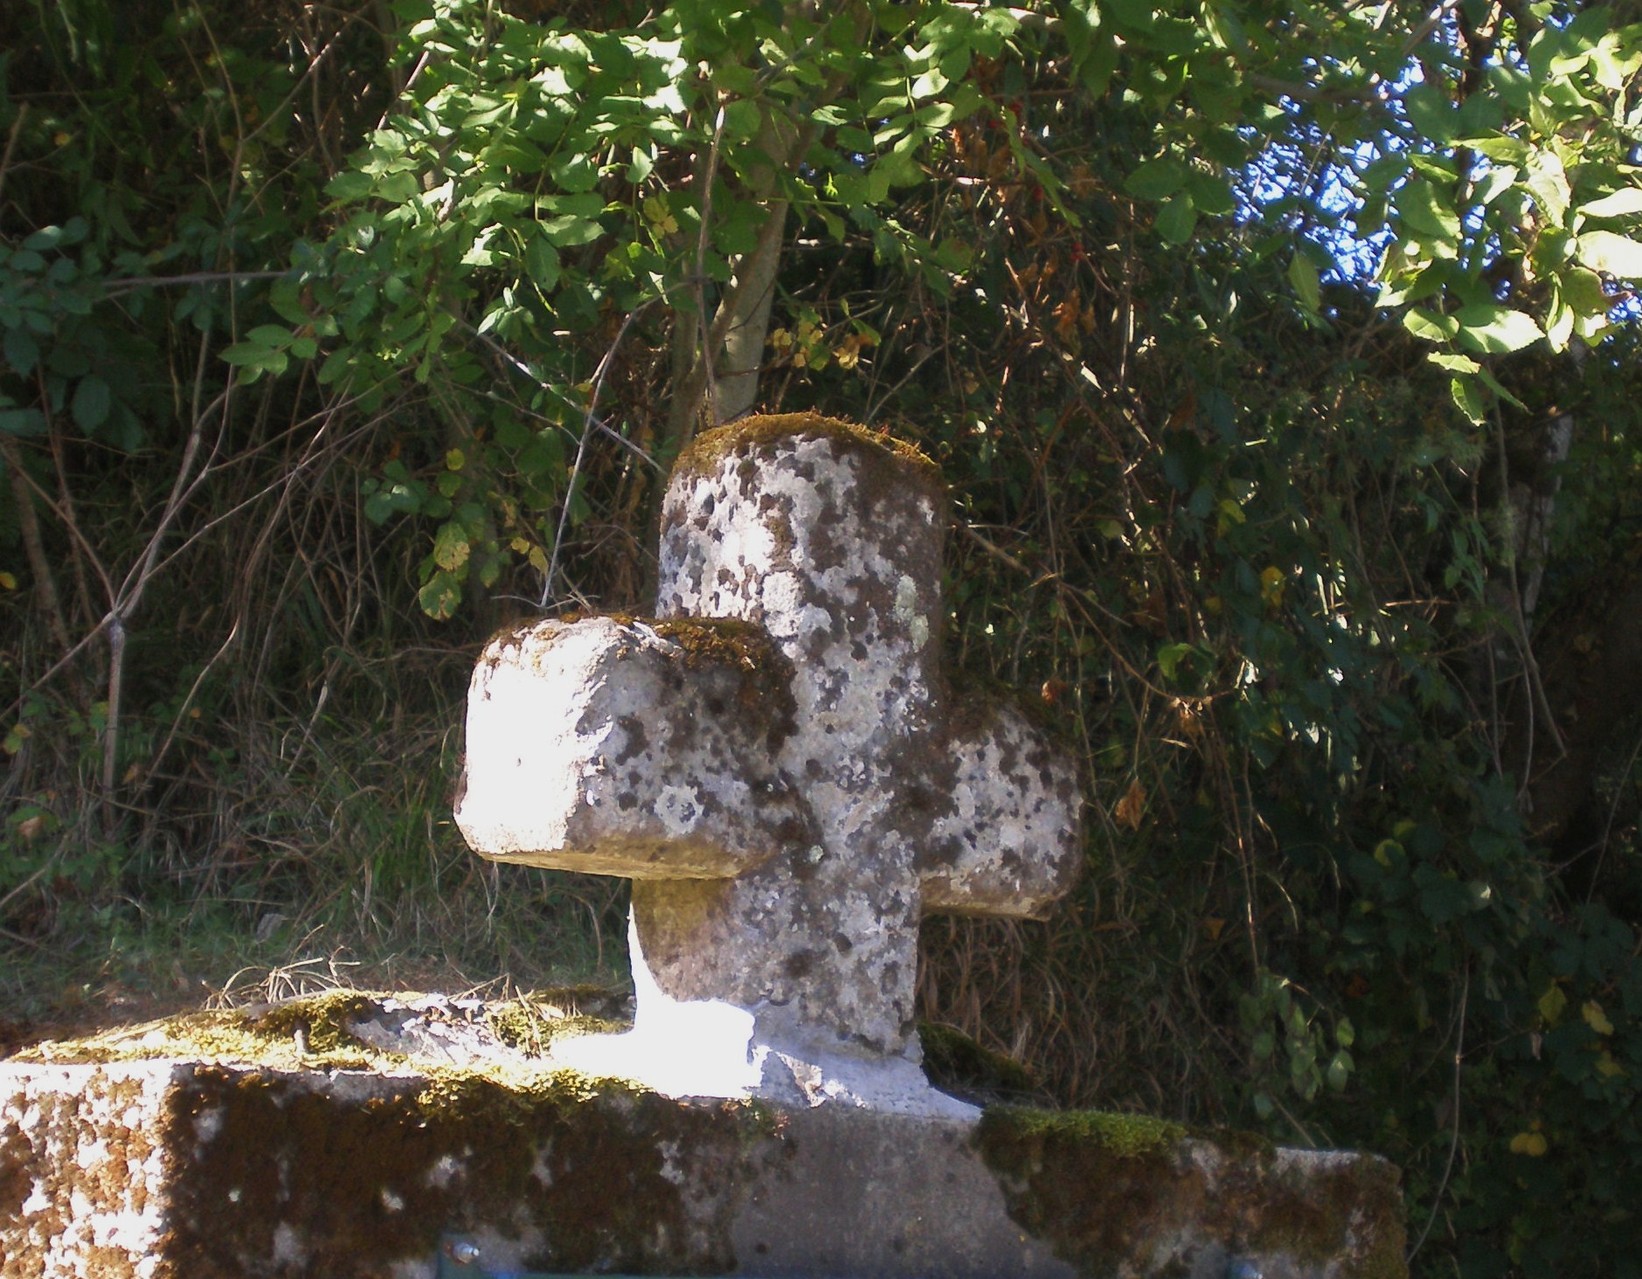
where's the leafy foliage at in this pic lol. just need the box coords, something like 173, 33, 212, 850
4, 2, 1642, 1276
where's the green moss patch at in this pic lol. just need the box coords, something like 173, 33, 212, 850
919, 1022, 1044, 1105
976, 1106, 1406, 1277
160, 1063, 759, 1277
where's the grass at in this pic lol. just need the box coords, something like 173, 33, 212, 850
0, 693, 631, 1051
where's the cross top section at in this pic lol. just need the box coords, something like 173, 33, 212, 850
456, 414, 1081, 1108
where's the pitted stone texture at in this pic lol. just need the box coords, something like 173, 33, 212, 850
457, 615, 809, 880
457, 414, 1082, 1105
0, 1063, 174, 1279
0, 1054, 1407, 1279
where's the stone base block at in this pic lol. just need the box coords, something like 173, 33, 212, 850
1, 1057, 1404, 1279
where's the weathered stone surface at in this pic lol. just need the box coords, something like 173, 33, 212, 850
455, 413, 1083, 1109
0, 1006, 1408, 1279
457, 615, 809, 880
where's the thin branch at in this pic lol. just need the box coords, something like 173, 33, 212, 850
1407, 966, 1470, 1265
101, 269, 289, 295
543, 303, 655, 607
0, 102, 27, 209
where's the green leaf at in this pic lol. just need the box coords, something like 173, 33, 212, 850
1454, 304, 1543, 355
325, 171, 374, 202
1562, 265, 1609, 314
1157, 641, 1196, 681
1472, 164, 1520, 207
1287, 254, 1320, 311
1404, 82, 1457, 144
1125, 156, 1188, 200
1582, 187, 1642, 220
269, 276, 309, 326
71, 375, 112, 433
3, 326, 40, 377
1155, 192, 1197, 245
723, 97, 763, 140
1403, 308, 1458, 342
1575, 230, 1642, 278
1474, 363, 1527, 410
418, 570, 464, 620
1186, 171, 1235, 217
221, 341, 273, 367
1453, 134, 1528, 165
0, 407, 46, 438
433, 520, 471, 572
541, 213, 604, 247
1451, 375, 1488, 424
21, 218, 87, 251
1397, 180, 1461, 241
1524, 152, 1570, 227
363, 485, 396, 526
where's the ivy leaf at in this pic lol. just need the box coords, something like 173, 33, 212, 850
1582, 1000, 1615, 1036
433, 521, 471, 572
418, 570, 464, 620
1509, 1130, 1549, 1157
1538, 983, 1568, 1026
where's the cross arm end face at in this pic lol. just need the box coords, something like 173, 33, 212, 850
455, 615, 811, 879
921, 698, 1083, 919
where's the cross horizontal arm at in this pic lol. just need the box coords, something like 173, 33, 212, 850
920, 696, 1083, 918
456, 615, 814, 878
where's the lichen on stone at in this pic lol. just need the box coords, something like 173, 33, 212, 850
11, 989, 628, 1077
671, 411, 942, 488
483, 987, 631, 1055
975, 1104, 1407, 1278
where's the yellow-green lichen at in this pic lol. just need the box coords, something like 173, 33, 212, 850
671, 412, 941, 487
553, 613, 783, 675
14, 992, 382, 1072
650, 616, 783, 675
11, 988, 630, 1079
483, 987, 631, 1056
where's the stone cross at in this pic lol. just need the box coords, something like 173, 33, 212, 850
455, 413, 1081, 1111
